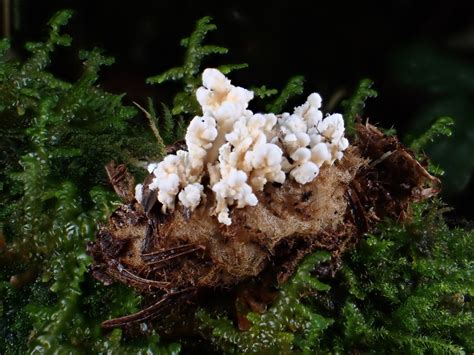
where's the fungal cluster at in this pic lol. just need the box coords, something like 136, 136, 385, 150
135, 69, 349, 225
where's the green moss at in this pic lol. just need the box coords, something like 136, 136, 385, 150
1, 9, 472, 355
0, 10, 174, 353
199, 201, 473, 354
407, 116, 455, 176
326, 200, 473, 353
198, 251, 333, 354
251, 85, 278, 99
146, 16, 248, 142
266, 75, 305, 114
342, 79, 378, 135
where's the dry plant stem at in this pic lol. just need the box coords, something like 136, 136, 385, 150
101, 288, 196, 329
88, 122, 439, 328
105, 161, 136, 203
142, 244, 205, 265
133, 101, 166, 149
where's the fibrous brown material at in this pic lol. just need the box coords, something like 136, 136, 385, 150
88, 123, 439, 328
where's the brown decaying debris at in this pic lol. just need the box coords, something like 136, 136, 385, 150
88, 123, 440, 328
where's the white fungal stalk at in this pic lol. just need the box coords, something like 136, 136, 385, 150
143, 68, 349, 225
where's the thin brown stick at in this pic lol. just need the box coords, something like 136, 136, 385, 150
140, 222, 155, 254
142, 244, 205, 265
369, 150, 393, 167
133, 101, 166, 152
325, 87, 347, 112
102, 293, 171, 328
101, 288, 194, 328
120, 267, 170, 287
142, 243, 202, 257
111, 260, 170, 288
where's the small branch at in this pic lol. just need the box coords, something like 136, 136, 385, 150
369, 150, 393, 167
101, 287, 195, 328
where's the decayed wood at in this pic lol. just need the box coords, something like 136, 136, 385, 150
88, 123, 440, 328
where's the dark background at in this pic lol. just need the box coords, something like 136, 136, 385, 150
3, 0, 474, 219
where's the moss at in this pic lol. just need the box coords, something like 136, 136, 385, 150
266, 75, 305, 114
342, 79, 378, 135
146, 16, 248, 142
0, 9, 472, 355
198, 251, 334, 354
0, 10, 174, 353
199, 201, 473, 354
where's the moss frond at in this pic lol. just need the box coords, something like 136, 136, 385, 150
342, 79, 378, 135
252, 85, 278, 99
266, 75, 305, 113
145, 17, 247, 141
0, 10, 170, 353
409, 116, 454, 153
198, 251, 334, 353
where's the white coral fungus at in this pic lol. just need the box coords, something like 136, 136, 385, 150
143, 68, 349, 225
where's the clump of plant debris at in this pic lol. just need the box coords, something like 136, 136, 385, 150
88, 69, 439, 327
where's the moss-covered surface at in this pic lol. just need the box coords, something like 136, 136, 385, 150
0, 10, 472, 354
198, 200, 473, 354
